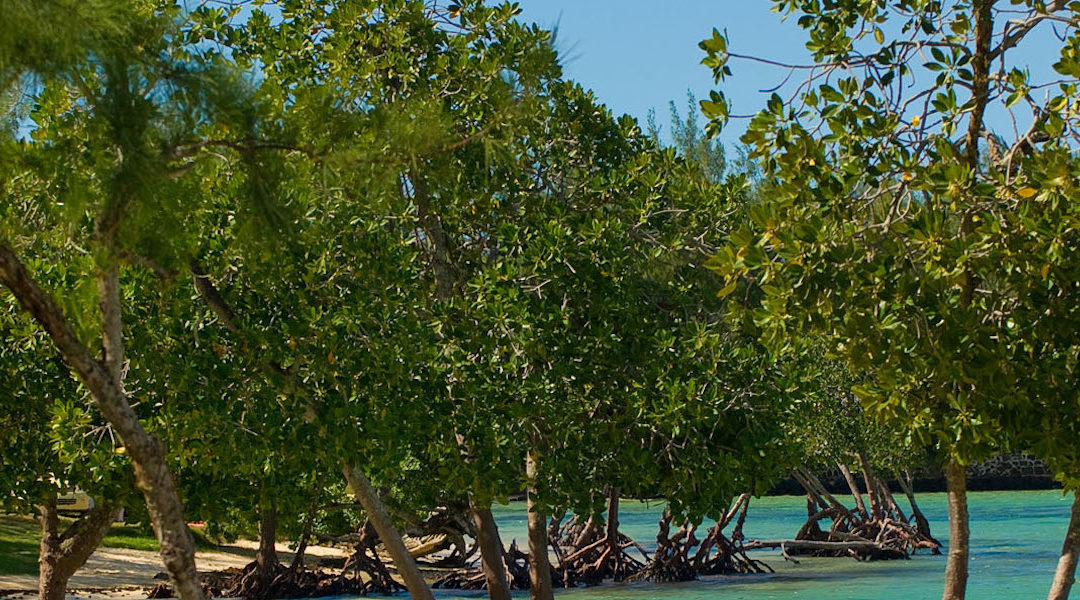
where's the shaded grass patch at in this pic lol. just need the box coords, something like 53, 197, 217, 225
0, 515, 39, 575
0, 515, 217, 576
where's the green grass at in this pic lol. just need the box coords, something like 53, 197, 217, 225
99, 522, 216, 551
0, 514, 218, 576
0, 515, 40, 576
100, 523, 165, 552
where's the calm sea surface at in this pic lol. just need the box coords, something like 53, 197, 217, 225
457, 490, 1073, 599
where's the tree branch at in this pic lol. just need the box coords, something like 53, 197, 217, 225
991, 0, 1071, 61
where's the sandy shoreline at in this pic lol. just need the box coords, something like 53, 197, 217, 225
0, 540, 351, 600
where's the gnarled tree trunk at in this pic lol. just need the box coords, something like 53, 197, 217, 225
38, 497, 119, 600
943, 458, 970, 600
342, 464, 434, 600
1048, 490, 1080, 600
526, 452, 554, 600
0, 243, 204, 600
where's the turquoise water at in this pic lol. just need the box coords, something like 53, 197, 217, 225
473, 490, 1075, 599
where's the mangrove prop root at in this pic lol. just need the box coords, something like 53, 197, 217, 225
146, 562, 387, 599
788, 468, 941, 560
432, 541, 562, 591
150, 519, 408, 600
632, 508, 771, 584
554, 499, 649, 586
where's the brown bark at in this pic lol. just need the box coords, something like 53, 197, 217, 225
856, 451, 883, 519
793, 468, 854, 523
38, 497, 120, 600
1048, 491, 1080, 600
837, 463, 869, 520
731, 494, 750, 542
289, 489, 322, 573
718, 494, 750, 532
964, 0, 995, 169
96, 263, 125, 386
257, 503, 280, 578
876, 477, 907, 522
943, 458, 970, 600
409, 170, 458, 299
898, 469, 934, 539
341, 465, 435, 600
605, 491, 619, 556
470, 503, 512, 600
960, 0, 994, 307
0, 243, 204, 600
526, 452, 554, 600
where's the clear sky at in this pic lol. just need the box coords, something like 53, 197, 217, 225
512, 1, 812, 145
511, 1, 1065, 147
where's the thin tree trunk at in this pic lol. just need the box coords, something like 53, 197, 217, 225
793, 468, 854, 523
731, 494, 751, 542
796, 467, 848, 513
526, 452, 554, 600
606, 491, 620, 554
0, 244, 204, 600
290, 488, 321, 573
470, 503, 512, 600
898, 470, 934, 538
943, 458, 970, 600
409, 170, 458, 299
856, 451, 883, 519
792, 471, 826, 514
876, 478, 907, 522
256, 502, 280, 579
947, 7, 989, 592
838, 463, 869, 520
341, 465, 434, 600
718, 494, 750, 532
38, 497, 119, 600
1048, 491, 1080, 600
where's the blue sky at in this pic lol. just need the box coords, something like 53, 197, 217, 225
511, 1, 1066, 147
512, 1, 812, 145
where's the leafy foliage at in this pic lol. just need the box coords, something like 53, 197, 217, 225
703, 1, 1080, 477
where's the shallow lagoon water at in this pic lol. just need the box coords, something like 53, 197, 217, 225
432, 490, 1074, 599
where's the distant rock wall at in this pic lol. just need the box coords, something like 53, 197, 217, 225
968, 453, 1051, 480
